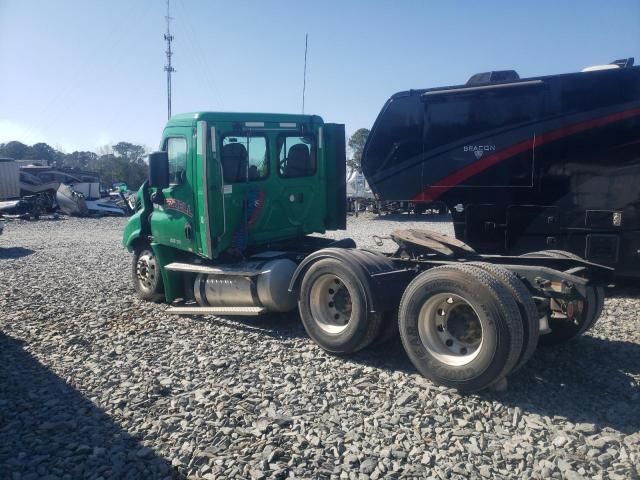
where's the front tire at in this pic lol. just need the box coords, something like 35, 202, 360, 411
298, 259, 382, 354
132, 245, 164, 302
398, 264, 523, 393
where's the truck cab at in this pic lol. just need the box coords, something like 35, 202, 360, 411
123, 112, 346, 302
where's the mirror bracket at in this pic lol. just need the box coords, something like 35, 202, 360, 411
150, 191, 165, 205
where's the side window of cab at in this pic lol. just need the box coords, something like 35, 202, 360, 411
221, 135, 269, 183
278, 134, 316, 178
166, 137, 188, 185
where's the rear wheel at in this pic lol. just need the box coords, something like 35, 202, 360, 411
398, 264, 523, 393
132, 245, 164, 302
298, 259, 382, 354
521, 250, 604, 345
470, 263, 540, 372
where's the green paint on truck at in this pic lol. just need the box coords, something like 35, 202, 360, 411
123, 111, 346, 302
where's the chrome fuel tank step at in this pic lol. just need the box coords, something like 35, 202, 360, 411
165, 262, 261, 276
166, 306, 265, 316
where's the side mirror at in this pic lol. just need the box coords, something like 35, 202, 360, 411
148, 151, 169, 189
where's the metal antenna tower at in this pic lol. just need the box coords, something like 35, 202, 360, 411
302, 33, 308, 114
164, 0, 175, 119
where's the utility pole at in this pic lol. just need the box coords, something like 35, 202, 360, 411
164, 0, 175, 120
302, 33, 308, 114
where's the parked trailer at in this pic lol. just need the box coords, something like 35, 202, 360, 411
123, 112, 611, 392
362, 58, 640, 277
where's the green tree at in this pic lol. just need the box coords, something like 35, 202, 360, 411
347, 128, 370, 172
0, 139, 149, 189
25, 142, 58, 164
93, 143, 148, 189
63, 151, 98, 169
113, 142, 146, 164
0, 141, 29, 159
96, 154, 129, 186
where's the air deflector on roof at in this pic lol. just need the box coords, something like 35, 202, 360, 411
466, 70, 520, 85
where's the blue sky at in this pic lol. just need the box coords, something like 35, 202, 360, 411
1, 0, 638, 153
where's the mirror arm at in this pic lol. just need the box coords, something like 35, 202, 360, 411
150, 190, 165, 205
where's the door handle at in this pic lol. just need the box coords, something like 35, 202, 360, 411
184, 222, 193, 240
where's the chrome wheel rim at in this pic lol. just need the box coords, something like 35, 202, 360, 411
309, 274, 352, 334
136, 251, 158, 293
418, 293, 483, 366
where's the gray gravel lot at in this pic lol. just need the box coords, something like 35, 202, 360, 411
0, 214, 638, 480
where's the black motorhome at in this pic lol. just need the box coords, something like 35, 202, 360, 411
363, 58, 640, 277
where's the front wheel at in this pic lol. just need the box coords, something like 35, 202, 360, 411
132, 245, 165, 302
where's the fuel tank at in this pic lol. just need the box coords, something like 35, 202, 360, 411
193, 259, 297, 312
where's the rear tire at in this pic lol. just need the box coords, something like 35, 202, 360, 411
298, 259, 382, 354
398, 264, 523, 393
521, 250, 604, 345
470, 262, 540, 372
132, 245, 165, 302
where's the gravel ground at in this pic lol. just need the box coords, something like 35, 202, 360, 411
0, 214, 638, 480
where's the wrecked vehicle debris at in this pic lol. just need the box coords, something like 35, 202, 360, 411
1, 158, 128, 218
56, 183, 88, 216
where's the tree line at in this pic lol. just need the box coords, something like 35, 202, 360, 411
0, 128, 371, 190
0, 140, 149, 189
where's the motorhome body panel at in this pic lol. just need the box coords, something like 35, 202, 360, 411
362, 65, 640, 275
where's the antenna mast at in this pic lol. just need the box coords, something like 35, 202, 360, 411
164, 0, 175, 120
302, 33, 308, 114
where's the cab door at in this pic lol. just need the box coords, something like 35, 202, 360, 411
151, 126, 200, 254
212, 123, 328, 254
274, 129, 325, 235
214, 124, 274, 252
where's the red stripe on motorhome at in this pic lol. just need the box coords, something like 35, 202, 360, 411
412, 107, 640, 202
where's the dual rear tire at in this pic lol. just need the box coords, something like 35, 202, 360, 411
298, 259, 537, 392
398, 264, 527, 392
292, 251, 604, 392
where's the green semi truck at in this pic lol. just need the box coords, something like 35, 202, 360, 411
123, 111, 611, 392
